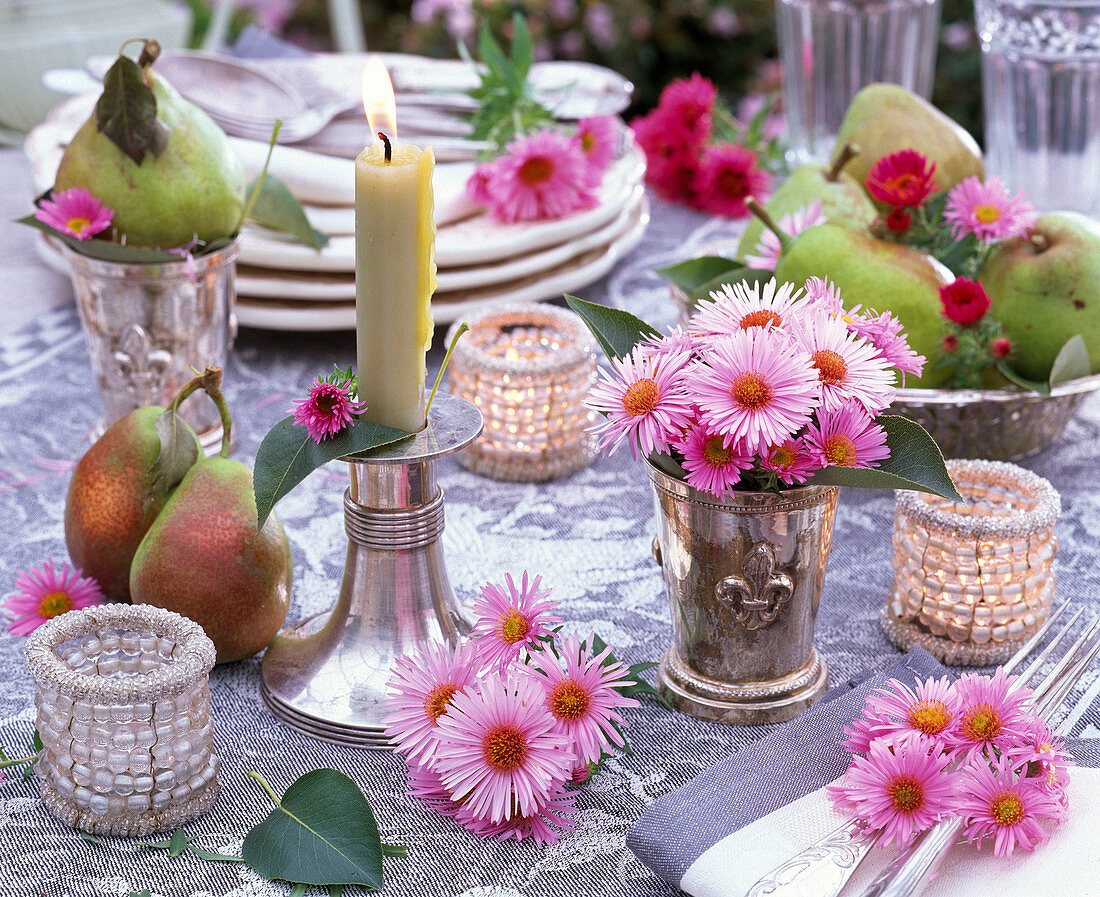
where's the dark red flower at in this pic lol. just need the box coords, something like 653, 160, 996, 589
657, 73, 717, 145
693, 143, 770, 218
631, 108, 701, 204
991, 337, 1013, 358
939, 278, 991, 327
866, 149, 937, 207
942, 333, 959, 353
885, 207, 912, 233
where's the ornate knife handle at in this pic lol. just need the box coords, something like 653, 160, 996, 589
855, 817, 963, 897
745, 818, 877, 897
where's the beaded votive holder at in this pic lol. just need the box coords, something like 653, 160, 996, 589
24, 604, 220, 836
882, 458, 1060, 665
445, 303, 598, 482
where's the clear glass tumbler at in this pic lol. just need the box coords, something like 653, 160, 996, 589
977, 0, 1100, 216
777, 0, 942, 164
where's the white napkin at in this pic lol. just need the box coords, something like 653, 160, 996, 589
681, 768, 1100, 897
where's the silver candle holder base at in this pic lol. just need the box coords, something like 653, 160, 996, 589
260, 392, 483, 748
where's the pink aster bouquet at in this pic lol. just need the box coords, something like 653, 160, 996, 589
566, 278, 959, 502
831, 669, 1074, 857
382, 572, 654, 845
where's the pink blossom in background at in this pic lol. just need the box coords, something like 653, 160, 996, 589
758, 437, 818, 486
804, 402, 890, 469
676, 424, 753, 498
657, 72, 716, 144
736, 93, 786, 141
236, 0, 297, 33
693, 143, 770, 217
631, 108, 703, 204
574, 115, 619, 185
287, 377, 366, 443
411, 0, 475, 39
583, 3, 617, 49
692, 277, 807, 337
3, 560, 104, 636
34, 188, 113, 241
944, 176, 1037, 242
469, 572, 561, 671
744, 201, 826, 270
708, 6, 741, 37
791, 310, 896, 415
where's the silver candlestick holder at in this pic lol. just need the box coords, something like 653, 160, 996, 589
260, 392, 483, 748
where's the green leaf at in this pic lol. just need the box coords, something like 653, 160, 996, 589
996, 361, 1050, 395
289, 887, 307, 897
252, 417, 412, 530
807, 415, 962, 501
690, 267, 774, 304
16, 215, 181, 263
79, 832, 105, 847
96, 53, 159, 165
169, 828, 190, 857
510, 13, 533, 83
128, 891, 151, 897
656, 256, 741, 295
32, 730, 43, 751
245, 174, 329, 250
149, 408, 200, 504
241, 769, 385, 889
564, 294, 660, 360
187, 844, 244, 863
1049, 334, 1091, 387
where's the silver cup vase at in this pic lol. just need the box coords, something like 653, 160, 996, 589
648, 461, 837, 725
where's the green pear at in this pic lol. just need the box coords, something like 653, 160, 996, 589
65, 406, 201, 603
736, 145, 877, 260
55, 49, 245, 249
130, 456, 292, 664
773, 223, 953, 387
981, 212, 1100, 381
830, 83, 984, 193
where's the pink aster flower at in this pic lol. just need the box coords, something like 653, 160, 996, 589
744, 201, 827, 270
691, 277, 808, 337
466, 159, 498, 207
287, 377, 367, 443
859, 676, 959, 749
383, 637, 481, 765
804, 402, 890, 469
844, 310, 926, 379
641, 327, 701, 372
790, 310, 896, 414
469, 572, 561, 671
693, 143, 770, 218
946, 668, 1035, 761
433, 672, 573, 823
530, 632, 639, 766
480, 129, 598, 223
34, 187, 114, 241
758, 437, 819, 486
3, 560, 104, 636
586, 343, 696, 460
802, 276, 844, 314
944, 176, 1037, 242
686, 327, 818, 454
953, 754, 1064, 858
631, 107, 701, 203
574, 115, 619, 185
656, 72, 716, 145
828, 733, 954, 849
676, 423, 753, 498
453, 783, 579, 845
405, 762, 462, 818
1008, 714, 1074, 799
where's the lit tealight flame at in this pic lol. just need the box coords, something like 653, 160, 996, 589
362, 56, 397, 143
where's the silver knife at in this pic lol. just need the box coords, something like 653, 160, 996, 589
743, 818, 879, 897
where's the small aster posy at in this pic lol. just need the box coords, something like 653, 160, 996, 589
3, 559, 105, 635
287, 368, 367, 444
829, 670, 1074, 858
33, 187, 114, 241
383, 571, 645, 845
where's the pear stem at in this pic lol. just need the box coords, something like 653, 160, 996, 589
827, 143, 860, 182
166, 367, 232, 457
137, 39, 161, 69
1029, 232, 1050, 253
235, 120, 282, 236
745, 197, 792, 250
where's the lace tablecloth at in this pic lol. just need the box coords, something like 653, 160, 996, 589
1, 171, 1098, 897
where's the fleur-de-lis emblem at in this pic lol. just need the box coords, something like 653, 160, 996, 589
111, 324, 172, 406
715, 543, 794, 631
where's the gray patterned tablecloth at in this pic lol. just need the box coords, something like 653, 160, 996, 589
1, 159, 1098, 897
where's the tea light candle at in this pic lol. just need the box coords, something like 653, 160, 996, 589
444, 304, 598, 482
882, 458, 1060, 665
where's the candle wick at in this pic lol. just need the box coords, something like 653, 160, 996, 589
378, 132, 392, 162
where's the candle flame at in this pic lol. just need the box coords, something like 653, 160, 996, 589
362, 56, 397, 142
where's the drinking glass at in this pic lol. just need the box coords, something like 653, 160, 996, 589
776, 0, 942, 164
977, 0, 1100, 215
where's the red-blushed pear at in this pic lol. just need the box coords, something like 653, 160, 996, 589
981, 212, 1100, 381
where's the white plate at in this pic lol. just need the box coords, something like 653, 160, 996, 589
233, 198, 649, 331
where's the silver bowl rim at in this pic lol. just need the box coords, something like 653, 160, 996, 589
894, 372, 1100, 406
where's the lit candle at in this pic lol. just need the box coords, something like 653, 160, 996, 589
355, 58, 436, 432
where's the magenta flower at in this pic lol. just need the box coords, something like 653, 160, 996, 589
804, 402, 890, 469
529, 632, 639, 766
586, 343, 696, 461
676, 423, 753, 498
641, 327, 700, 372
1007, 714, 1074, 802
469, 572, 561, 671
944, 176, 1036, 242
802, 276, 844, 314
828, 733, 954, 848
759, 437, 819, 486
946, 668, 1035, 761
693, 143, 770, 218
287, 377, 366, 443
859, 676, 959, 749
433, 672, 573, 823
466, 160, 498, 207
692, 277, 808, 337
844, 309, 926, 379
574, 115, 619, 185
453, 782, 579, 845
790, 310, 896, 415
383, 637, 481, 765
479, 129, 598, 223
34, 188, 114, 241
744, 201, 827, 271
656, 72, 716, 145
3, 559, 104, 636
405, 761, 462, 818
631, 107, 703, 204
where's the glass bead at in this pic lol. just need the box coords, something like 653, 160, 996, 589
91, 768, 114, 793
113, 774, 134, 796
73, 786, 93, 807
152, 790, 171, 811
126, 794, 151, 812
71, 764, 92, 786
133, 774, 155, 794
112, 728, 135, 750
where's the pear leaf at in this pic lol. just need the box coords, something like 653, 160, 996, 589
995, 361, 1050, 396
16, 215, 182, 263
149, 409, 200, 505
690, 267, 774, 303
245, 174, 329, 250
1049, 334, 1091, 387
253, 417, 412, 530
96, 54, 159, 165
656, 256, 742, 295
241, 769, 385, 889
128, 891, 151, 897
807, 415, 963, 502
564, 294, 660, 360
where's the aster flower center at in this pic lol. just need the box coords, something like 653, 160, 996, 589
499, 610, 531, 645
886, 173, 919, 193
823, 433, 857, 466
739, 310, 783, 330
887, 775, 924, 813
731, 371, 772, 410
66, 216, 92, 235
771, 444, 795, 467
622, 378, 661, 417
38, 591, 72, 619
483, 723, 528, 771
960, 703, 1001, 741
812, 349, 848, 386
907, 699, 951, 734
581, 132, 596, 153
423, 683, 459, 723
990, 791, 1024, 826
548, 679, 591, 722
974, 204, 1002, 224
519, 156, 554, 186
718, 168, 747, 198
702, 436, 733, 467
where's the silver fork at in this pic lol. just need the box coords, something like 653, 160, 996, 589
743, 601, 1084, 897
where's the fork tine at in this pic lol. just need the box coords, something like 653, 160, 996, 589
1035, 625, 1100, 720
1002, 599, 1071, 675
1013, 606, 1086, 690
1031, 616, 1100, 710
